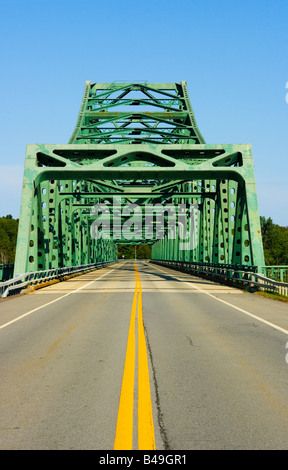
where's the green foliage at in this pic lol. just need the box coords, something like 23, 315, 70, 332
0, 216, 19, 263
260, 216, 288, 265
118, 245, 152, 260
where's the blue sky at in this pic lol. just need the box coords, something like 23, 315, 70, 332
0, 0, 287, 225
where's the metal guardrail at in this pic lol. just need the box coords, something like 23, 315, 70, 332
2, 259, 287, 299
0, 260, 119, 298
259, 266, 288, 283
151, 260, 288, 297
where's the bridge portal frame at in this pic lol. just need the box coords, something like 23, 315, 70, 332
14, 141, 265, 276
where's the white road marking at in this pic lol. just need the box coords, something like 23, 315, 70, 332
151, 264, 288, 336
35, 288, 240, 294
0, 264, 123, 331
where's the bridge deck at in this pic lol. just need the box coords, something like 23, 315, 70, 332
1, 261, 288, 450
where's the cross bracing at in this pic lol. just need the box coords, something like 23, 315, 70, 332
14, 82, 265, 276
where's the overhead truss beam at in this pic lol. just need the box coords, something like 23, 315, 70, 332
14, 81, 264, 275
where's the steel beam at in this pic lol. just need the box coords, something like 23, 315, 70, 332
14, 82, 264, 275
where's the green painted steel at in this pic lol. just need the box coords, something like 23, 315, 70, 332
14, 81, 265, 275
260, 266, 288, 283
0, 264, 14, 281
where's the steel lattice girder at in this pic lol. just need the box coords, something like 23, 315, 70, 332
14, 82, 265, 276
68, 81, 205, 145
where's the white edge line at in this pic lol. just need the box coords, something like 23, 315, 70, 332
151, 264, 288, 336
0, 263, 124, 331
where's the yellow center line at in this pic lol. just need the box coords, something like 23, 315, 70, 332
114, 262, 155, 450
113, 267, 138, 450
136, 265, 156, 450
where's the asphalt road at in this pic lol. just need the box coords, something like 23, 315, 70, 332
1, 260, 288, 450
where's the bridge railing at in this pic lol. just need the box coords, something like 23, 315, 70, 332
258, 266, 288, 283
0, 260, 119, 298
151, 260, 288, 297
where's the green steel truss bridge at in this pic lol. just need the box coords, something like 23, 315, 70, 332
14, 81, 265, 277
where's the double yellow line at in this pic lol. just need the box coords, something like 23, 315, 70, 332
114, 262, 156, 450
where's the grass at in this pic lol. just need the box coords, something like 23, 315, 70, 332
254, 290, 288, 303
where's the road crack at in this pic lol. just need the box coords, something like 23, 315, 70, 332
144, 324, 171, 450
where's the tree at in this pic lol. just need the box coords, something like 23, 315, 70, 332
136, 245, 151, 259
117, 244, 152, 259
118, 245, 134, 259
0, 216, 19, 263
260, 216, 288, 265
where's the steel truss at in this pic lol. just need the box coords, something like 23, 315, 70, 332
14, 81, 264, 275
